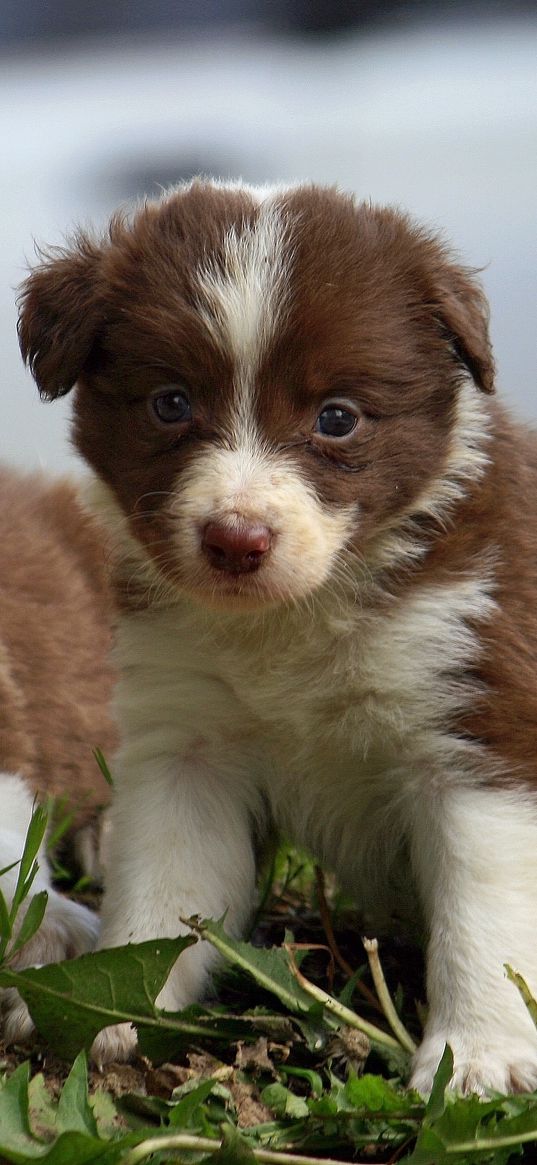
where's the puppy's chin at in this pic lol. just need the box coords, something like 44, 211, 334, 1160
173, 564, 319, 614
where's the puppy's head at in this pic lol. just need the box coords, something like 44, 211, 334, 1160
19, 182, 494, 611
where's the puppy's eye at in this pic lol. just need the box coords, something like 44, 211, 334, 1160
315, 404, 358, 438
151, 389, 192, 425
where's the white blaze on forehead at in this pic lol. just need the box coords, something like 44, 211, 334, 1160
194, 194, 291, 380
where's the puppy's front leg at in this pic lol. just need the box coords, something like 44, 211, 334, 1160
92, 753, 258, 1065
410, 784, 537, 1095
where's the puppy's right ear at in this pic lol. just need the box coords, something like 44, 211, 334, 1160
18, 236, 103, 400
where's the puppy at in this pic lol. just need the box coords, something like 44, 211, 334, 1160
0, 467, 115, 1039
17, 180, 537, 1094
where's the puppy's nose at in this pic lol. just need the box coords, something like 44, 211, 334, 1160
202, 521, 272, 574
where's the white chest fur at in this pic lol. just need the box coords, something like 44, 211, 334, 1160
114, 571, 495, 913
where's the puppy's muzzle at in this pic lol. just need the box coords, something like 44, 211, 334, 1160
201, 521, 272, 575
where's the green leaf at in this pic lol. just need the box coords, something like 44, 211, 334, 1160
0, 1062, 38, 1157
344, 1072, 416, 1114
261, 1082, 309, 1119
12, 806, 48, 913
28, 1131, 136, 1164
45, 801, 75, 857
28, 1073, 57, 1139
337, 966, 368, 1008
168, 1078, 219, 1128
435, 1093, 537, 1155
10, 892, 49, 958
191, 917, 324, 1015
93, 749, 115, 788
0, 936, 195, 1059
191, 917, 405, 1071
211, 1124, 256, 1162
0, 884, 13, 953
138, 1003, 256, 1064
405, 1126, 449, 1164
57, 1053, 98, 1137
0, 1063, 150, 1165
424, 1044, 453, 1122
295, 1004, 333, 1054
280, 1065, 324, 1097
431, 1093, 501, 1147
89, 1090, 121, 1139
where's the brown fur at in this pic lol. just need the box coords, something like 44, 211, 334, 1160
18, 185, 492, 561
0, 467, 116, 830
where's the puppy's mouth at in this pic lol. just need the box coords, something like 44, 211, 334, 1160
204, 574, 273, 608
150, 495, 348, 611
138, 514, 294, 610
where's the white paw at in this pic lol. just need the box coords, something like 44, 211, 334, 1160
1, 892, 99, 1045
1, 987, 36, 1044
411, 1031, 537, 1096
91, 1022, 138, 1067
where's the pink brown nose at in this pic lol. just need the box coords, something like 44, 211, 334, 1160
202, 521, 272, 574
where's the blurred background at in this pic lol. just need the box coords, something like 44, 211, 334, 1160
1, 0, 535, 472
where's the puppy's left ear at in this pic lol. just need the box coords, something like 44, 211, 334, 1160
431, 264, 495, 394
18, 235, 104, 401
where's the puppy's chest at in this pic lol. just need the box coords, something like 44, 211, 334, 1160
223, 617, 410, 752
122, 574, 491, 778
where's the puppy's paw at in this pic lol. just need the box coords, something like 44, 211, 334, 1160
1, 987, 36, 1045
1, 892, 99, 1045
91, 1022, 138, 1067
411, 1032, 537, 1096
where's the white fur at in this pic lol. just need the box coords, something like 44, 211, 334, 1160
92, 552, 537, 1091
412, 381, 492, 527
194, 190, 290, 467
168, 440, 356, 609
368, 381, 492, 573
411, 787, 537, 1094
0, 772, 99, 1041
195, 192, 290, 432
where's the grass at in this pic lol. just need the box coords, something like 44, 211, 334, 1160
1, 810, 537, 1163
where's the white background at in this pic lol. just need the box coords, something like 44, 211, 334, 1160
1, 15, 536, 473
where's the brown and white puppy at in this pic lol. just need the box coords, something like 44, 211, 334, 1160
0, 467, 115, 1038
18, 180, 537, 1094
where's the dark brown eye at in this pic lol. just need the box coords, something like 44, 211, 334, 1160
315, 404, 358, 438
151, 389, 192, 425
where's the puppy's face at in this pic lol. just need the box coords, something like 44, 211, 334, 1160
19, 183, 494, 610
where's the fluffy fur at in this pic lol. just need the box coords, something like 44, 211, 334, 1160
18, 180, 537, 1093
0, 468, 116, 1037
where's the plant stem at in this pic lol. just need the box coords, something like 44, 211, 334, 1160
188, 917, 404, 1052
362, 937, 417, 1054
447, 1129, 537, 1153
124, 1132, 368, 1164
187, 917, 313, 1016
314, 867, 380, 1012
284, 944, 401, 1051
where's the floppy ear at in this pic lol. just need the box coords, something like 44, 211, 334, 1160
431, 263, 495, 394
18, 236, 104, 401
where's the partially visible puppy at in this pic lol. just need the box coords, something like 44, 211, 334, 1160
0, 466, 116, 1039
17, 180, 537, 1095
